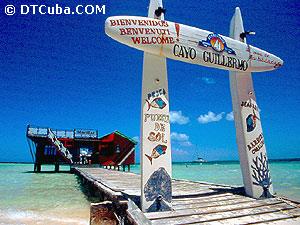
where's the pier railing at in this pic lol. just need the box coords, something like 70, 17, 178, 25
26, 125, 98, 139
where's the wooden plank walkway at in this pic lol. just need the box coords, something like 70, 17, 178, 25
73, 167, 300, 225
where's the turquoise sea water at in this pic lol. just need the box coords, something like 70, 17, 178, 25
130, 161, 300, 201
0, 164, 90, 225
0, 161, 299, 224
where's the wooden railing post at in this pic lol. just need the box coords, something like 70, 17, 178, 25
90, 201, 118, 225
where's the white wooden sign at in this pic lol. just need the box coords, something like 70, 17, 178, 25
105, 16, 283, 73
140, 0, 172, 212
229, 7, 274, 199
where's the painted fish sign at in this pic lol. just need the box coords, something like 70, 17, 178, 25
145, 144, 167, 165
105, 16, 283, 73
139, 0, 172, 212
229, 7, 273, 198
240, 98, 273, 198
146, 97, 167, 111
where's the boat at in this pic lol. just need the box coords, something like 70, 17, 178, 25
192, 157, 207, 163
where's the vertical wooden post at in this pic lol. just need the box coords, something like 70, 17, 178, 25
140, 0, 172, 212
36, 163, 41, 172
55, 162, 60, 172
229, 7, 273, 199
90, 201, 118, 225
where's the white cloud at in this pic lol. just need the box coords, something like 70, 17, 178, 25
202, 77, 216, 84
171, 132, 189, 141
132, 136, 139, 143
172, 148, 188, 155
171, 132, 193, 147
170, 111, 189, 125
226, 111, 234, 121
197, 111, 224, 124
180, 141, 192, 147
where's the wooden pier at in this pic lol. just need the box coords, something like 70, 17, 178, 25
72, 167, 300, 225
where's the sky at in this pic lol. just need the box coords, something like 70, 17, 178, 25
1, 0, 299, 162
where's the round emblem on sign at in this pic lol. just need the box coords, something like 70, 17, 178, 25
198, 33, 236, 55
210, 36, 225, 52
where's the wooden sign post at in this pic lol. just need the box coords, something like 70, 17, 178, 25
229, 7, 274, 199
105, 0, 282, 208
90, 202, 118, 225
140, 0, 172, 212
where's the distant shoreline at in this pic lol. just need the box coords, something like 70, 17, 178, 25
1, 158, 300, 164
184, 158, 300, 164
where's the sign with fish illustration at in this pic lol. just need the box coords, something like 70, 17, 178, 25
141, 93, 171, 212
146, 97, 167, 111
246, 110, 260, 132
145, 144, 167, 164
240, 99, 273, 197
241, 99, 264, 154
230, 8, 273, 199
140, 0, 172, 213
